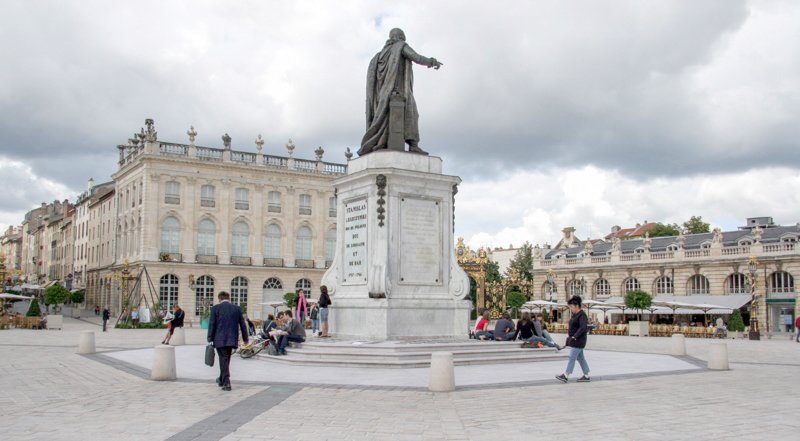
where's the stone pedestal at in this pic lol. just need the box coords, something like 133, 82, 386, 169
322, 151, 471, 340
151, 345, 177, 380
429, 352, 455, 392
78, 331, 95, 354
170, 327, 186, 346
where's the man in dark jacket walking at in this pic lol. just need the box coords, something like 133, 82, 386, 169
207, 291, 248, 391
102, 307, 110, 332
556, 296, 591, 383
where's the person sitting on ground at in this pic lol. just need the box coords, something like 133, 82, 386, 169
522, 313, 559, 349
713, 317, 727, 338
274, 310, 306, 355
494, 311, 516, 341
513, 312, 536, 342
260, 314, 277, 340
474, 310, 494, 341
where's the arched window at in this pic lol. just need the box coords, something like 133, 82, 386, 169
624, 278, 640, 293
195, 275, 214, 316
159, 274, 179, 311
770, 271, 795, 294
726, 273, 747, 294
567, 279, 584, 297
655, 276, 673, 295
231, 222, 249, 257
231, 276, 248, 308
593, 278, 611, 299
263, 278, 283, 290
160, 216, 180, 253
325, 228, 336, 264
197, 219, 216, 255
688, 275, 710, 295
296, 278, 312, 298
541, 282, 558, 298
296, 226, 312, 260
264, 224, 282, 259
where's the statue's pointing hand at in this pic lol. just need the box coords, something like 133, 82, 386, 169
429, 58, 443, 70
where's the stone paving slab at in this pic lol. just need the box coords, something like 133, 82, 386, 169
100, 345, 702, 388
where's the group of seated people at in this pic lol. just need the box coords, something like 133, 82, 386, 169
259, 309, 306, 356
472, 310, 560, 350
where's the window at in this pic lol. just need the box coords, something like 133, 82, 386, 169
296, 226, 312, 260
268, 191, 281, 213
666, 244, 679, 251
160, 217, 180, 253
159, 274, 179, 311
201, 185, 215, 208
263, 278, 282, 290
725, 273, 747, 294
165, 181, 180, 204
594, 279, 611, 298
231, 222, 250, 257
231, 276, 248, 308
688, 275, 710, 295
624, 278, 640, 293
295, 278, 312, 298
235, 188, 249, 210
195, 275, 214, 316
328, 196, 337, 217
567, 279, 583, 297
770, 271, 795, 294
197, 219, 216, 255
325, 228, 336, 264
655, 276, 673, 295
264, 224, 282, 259
299, 194, 312, 215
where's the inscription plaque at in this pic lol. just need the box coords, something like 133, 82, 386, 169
343, 198, 368, 284
399, 197, 441, 284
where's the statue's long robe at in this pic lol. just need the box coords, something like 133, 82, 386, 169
359, 41, 436, 155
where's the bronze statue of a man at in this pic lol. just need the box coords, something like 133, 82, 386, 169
358, 28, 442, 156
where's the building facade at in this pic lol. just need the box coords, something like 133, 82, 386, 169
532, 218, 800, 334
107, 119, 346, 320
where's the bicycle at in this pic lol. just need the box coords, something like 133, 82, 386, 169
239, 334, 271, 358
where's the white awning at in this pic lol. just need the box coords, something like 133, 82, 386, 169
602, 294, 751, 315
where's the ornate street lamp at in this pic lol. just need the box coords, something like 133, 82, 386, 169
747, 256, 760, 340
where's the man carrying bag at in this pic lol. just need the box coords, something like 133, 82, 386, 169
206, 291, 248, 391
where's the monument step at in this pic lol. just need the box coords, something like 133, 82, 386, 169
257, 351, 565, 368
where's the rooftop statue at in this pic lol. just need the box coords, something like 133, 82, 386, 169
358, 28, 442, 156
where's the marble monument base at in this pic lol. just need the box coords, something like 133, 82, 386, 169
330, 297, 471, 341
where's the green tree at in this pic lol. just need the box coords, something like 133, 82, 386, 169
506, 242, 534, 281
728, 309, 745, 332
506, 291, 526, 319
283, 292, 298, 309
71, 290, 85, 305
648, 223, 681, 238
485, 260, 503, 284
44, 284, 70, 311
541, 308, 550, 323
26, 299, 42, 317
683, 215, 710, 234
624, 290, 652, 321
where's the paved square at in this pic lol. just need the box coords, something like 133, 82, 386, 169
1, 317, 798, 440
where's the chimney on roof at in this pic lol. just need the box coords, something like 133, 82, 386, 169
88, 177, 94, 191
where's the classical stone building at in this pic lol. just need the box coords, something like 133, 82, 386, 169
108, 119, 346, 320
532, 217, 800, 334
1, 226, 23, 277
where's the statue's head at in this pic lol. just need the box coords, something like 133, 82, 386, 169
389, 28, 406, 42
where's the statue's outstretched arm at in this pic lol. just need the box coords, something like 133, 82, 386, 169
402, 45, 442, 69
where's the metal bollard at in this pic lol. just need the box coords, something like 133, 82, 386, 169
429, 352, 455, 392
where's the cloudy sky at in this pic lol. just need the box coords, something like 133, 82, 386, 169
2, 0, 799, 249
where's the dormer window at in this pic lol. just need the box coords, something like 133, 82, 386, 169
701, 242, 711, 249
667, 244, 679, 252
635, 248, 645, 254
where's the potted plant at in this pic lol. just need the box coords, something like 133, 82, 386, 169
727, 309, 746, 339
200, 308, 211, 329
70, 290, 85, 318
624, 290, 652, 336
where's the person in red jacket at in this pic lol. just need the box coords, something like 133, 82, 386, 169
795, 315, 800, 342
